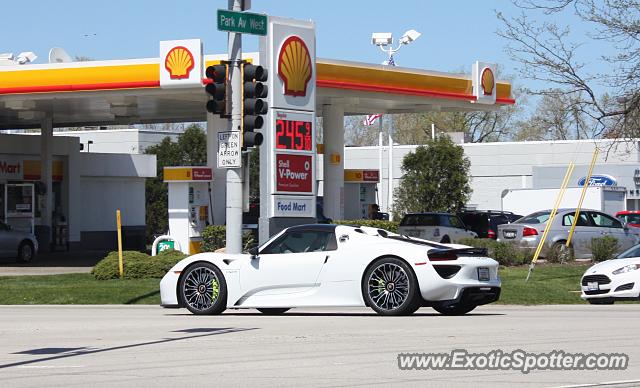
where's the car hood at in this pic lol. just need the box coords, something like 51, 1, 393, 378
585, 256, 640, 275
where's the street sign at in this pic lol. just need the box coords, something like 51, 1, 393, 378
217, 9, 267, 36
217, 131, 241, 168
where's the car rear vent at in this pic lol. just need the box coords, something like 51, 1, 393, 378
582, 275, 611, 285
615, 282, 635, 292
354, 228, 364, 233
433, 265, 461, 279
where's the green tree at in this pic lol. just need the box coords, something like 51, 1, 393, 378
393, 136, 471, 218
144, 124, 207, 242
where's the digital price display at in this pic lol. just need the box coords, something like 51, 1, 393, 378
275, 119, 313, 151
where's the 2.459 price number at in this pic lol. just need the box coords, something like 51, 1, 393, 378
275, 119, 312, 151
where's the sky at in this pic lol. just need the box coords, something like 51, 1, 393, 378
1, 0, 614, 102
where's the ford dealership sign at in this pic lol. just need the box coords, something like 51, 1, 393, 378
578, 175, 617, 187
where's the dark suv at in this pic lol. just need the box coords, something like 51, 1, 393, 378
457, 210, 522, 239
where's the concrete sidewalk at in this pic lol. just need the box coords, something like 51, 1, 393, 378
0, 250, 107, 276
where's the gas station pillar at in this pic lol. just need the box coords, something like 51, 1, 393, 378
322, 104, 345, 221
206, 113, 226, 225
40, 115, 53, 251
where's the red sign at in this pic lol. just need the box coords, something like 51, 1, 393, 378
276, 154, 312, 193
363, 170, 379, 182
192, 168, 213, 181
276, 119, 312, 151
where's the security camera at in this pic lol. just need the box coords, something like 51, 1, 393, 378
371, 32, 393, 46
399, 29, 421, 45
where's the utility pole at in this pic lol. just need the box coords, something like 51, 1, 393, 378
226, 0, 244, 254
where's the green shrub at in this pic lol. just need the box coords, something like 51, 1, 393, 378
590, 236, 619, 262
332, 219, 399, 233
201, 225, 256, 252
91, 249, 187, 280
458, 237, 531, 266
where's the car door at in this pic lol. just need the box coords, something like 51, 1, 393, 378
561, 212, 592, 257
589, 211, 637, 251
446, 214, 472, 242
239, 230, 331, 303
0, 222, 12, 257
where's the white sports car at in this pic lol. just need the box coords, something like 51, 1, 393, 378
160, 224, 501, 316
581, 244, 640, 304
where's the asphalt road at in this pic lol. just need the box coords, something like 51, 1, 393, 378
1, 305, 639, 388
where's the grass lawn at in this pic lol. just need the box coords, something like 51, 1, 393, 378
0, 263, 592, 305
497, 263, 589, 304
0, 273, 160, 305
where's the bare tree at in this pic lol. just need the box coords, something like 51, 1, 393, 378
497, 0, 640, 139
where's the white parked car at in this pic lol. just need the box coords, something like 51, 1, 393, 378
160, 224, 501, 316
398, 212, 477, 244
581, 244, 640, 304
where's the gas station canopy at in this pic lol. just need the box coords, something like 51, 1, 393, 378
0, 54, 514, 129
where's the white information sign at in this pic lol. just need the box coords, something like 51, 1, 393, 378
217, 131, 241, 168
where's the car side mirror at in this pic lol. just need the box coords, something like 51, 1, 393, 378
248, 246, 259, 259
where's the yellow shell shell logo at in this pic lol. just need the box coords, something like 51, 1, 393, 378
481, 67, 495, 96
165, 46, 195, 80
278, 36, 312, 97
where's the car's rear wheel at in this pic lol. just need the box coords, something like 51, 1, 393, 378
432, 302, 477, 315
17, 241, 34, 263
362, 257, 420, 316
179, 262, 227, 315
550, 241, 573, 263
257, 308, 290, 315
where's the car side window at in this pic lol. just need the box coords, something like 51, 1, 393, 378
261, 231, 335, 254
562, 213, 590, 227
589, 212, 622, 228
448, 216, 464, 229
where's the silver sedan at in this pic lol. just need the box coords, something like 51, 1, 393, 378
0, 221, 38, 262
497, 209, 639, 260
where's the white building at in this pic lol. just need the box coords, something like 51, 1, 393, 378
0, 133, 156, 250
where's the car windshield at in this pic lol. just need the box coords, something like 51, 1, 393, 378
617, 244, 640, 259
619, 213, 640, 225
400, 214, 437, 226
515, 211, 550, 224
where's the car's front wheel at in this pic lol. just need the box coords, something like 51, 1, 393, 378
362, 257, 420, 316
17, 241, 34, 263
432, 302, 477, 315
179, 262, 227, 315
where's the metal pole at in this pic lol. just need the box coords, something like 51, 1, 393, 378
378, 120, 383, 211
387, 118, 394, 220
226, 0, 243, 254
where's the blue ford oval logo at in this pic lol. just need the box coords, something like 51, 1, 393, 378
578, 175, 617, 187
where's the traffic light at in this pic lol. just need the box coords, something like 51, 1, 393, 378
242, 63, 267, 148
205, 64, 227, 116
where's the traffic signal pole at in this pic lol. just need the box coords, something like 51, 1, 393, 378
225, 0, 244, 254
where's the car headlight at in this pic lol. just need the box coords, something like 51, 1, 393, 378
612, 264, 640, 275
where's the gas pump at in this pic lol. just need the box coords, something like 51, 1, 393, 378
163, 167, 213, 255
343, 169, 380, 220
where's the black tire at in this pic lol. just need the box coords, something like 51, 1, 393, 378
362, 257, 420, 316
550, 241, 573, 263
432, 302, 477, 316
440, 235, 451, 244
257, 308, 290, 315
179, 262, 227, 315
587, 298, 614, 305
17, 241, 35, 263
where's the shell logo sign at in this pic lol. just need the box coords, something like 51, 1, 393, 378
481, 67, 495, 96
164, 46, 194, 80
159, 39, 202, 89
472, 61, 496, 105
278, 36, 312, 97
